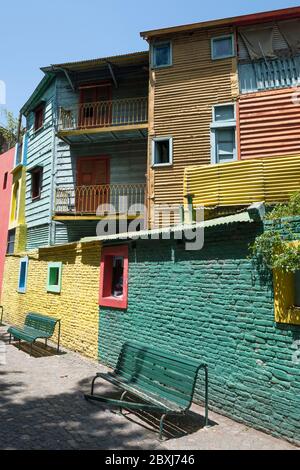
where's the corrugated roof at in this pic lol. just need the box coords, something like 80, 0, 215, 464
140, 6, 300, 39
41, 50, 148, 73
80, 211, 253, 244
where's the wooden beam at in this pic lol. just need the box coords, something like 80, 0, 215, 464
106, 61, 118, 88
58, 123, 149, 137
53, 214, 143, 221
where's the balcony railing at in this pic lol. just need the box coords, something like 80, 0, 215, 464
55, 183, 146, 216
58, 97, 148, 131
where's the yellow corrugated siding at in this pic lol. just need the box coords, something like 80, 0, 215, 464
185, 154, 300, 207
149, 27, 238, 226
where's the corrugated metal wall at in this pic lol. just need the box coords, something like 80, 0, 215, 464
184, 154, 300, 207
239, 87, 300, 159
149, 27, 239, 226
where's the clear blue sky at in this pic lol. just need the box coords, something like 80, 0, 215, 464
0, 0, 299, 118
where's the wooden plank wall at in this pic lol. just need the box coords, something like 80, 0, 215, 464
149, 27, 239, 227
239, 87, 300, 159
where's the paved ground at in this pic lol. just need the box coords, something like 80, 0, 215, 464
0, 325, 298, 450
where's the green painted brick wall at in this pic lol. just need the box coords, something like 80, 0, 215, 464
98, 221, 300, 444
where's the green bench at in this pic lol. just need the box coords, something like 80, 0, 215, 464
84, 341, 208, 439
8, 313, 61, 356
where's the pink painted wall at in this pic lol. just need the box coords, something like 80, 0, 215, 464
0, 147, 14, 300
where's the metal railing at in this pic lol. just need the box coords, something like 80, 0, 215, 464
55, 183, 146, 215
58, 97, 148, 131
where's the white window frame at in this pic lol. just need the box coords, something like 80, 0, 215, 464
151, 41, 172, 69
152, 137, 173, 167
211, 34, 235, 60
210, 103, 237, 164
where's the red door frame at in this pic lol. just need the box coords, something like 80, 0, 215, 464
76, 155, 110, 213
79, 81, 112, 127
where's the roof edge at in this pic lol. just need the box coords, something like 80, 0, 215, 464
140, 6, 300, 39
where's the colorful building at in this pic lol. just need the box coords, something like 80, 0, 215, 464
1, 6, 300, 445
0, 147, 14, 299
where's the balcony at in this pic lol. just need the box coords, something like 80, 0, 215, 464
57, 97, 148, 144
54, 183, 147, 220
184, 155, 300, 208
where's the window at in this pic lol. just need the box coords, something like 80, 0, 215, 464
151, 41, 172, 68
34, 103, 45, 131
152, 137, 173, 166
3, 172, 8, 190
18, 257, 28, 293
7, 229, 15, 255
211, 104, 236, 164
211, 35, 235, 60
294, 271, 300, 307
47, 262, 62, 293
99, 245, 129, 309
30, 166, 43, 200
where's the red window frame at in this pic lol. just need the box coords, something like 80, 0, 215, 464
99, 245, 129, 309
34, 103, 45, 131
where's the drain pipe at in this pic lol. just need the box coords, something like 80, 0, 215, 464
48, 79, 58, 246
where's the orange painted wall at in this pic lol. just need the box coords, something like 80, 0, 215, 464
239, 87, 300, 159
0, 147, 14, 300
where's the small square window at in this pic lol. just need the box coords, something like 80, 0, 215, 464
99, 245, 128, 309
47, 262, 62, 293
214, 105, 235, 122
3, 172, 8, 190
30, 166, 43, 200
152, 137, 173, 166
34, 103, 45, 131
151, 42, 172, 68
294, 271, 300, 307
211, 35, 234, 60
18, 257, 28, 293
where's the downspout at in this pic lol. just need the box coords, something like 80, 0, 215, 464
16, 111, 22, 143
48, 78, 58, 246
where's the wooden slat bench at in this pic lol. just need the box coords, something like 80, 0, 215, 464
84, 341, 208, 439
8, 313, 61, 356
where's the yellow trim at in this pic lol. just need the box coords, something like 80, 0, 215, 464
273, 241, 300, 325
53, 214, 143, 221
58, 123, 148, 137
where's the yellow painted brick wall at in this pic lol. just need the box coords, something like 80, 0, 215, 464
1, 241, 101, 359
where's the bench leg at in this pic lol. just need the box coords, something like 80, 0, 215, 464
45, 338, 47, 348
159, 413, 167, 440
119, 391, 127, 415
90, 374, 100, 396
9, 333, 11, 344
18, 339, 21, 350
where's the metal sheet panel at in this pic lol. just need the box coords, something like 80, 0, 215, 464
239, 87, 300, 158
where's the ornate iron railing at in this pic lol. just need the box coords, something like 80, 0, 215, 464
55, 183, 146, 215
58, 97, 148, 130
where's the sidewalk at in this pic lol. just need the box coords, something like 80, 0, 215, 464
0, 325, 297, 450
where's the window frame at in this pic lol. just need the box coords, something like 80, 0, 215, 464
152, 136, 173, 167
99, 245, 129, 309
211, 34, 235, 60
294, 270, 300, 307
7, 229, 16, 255
34, 103, 45, 131
210, 103, 237, 164
47, 262, 62, 294
30, 166, 43, 201
151, 41, 172, 69
3, 172, 8, 190
18, 256, 29, 294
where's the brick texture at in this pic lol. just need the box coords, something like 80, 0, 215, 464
98, 222, 300, 444
1, 241, 101, 359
